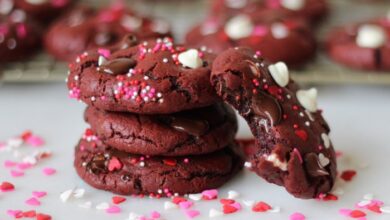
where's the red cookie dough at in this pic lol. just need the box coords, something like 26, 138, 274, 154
84, 103, 238, 156
44, 5, 171, 61
211, 47, 337, 199
186, 9, 316, 66
326, 17, 390, 71
74, 137, 244, 196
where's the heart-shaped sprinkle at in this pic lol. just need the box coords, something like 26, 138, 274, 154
220, 199, 235, 205
227, 190, 240, 199
224, 15, 254, 39
150, 211, 161, 218
268, 62, 289, 87
106, 205, 121, 214
108, 157, 123, 172
281, 0, 305, 10
349, 210, 366, 218
188, 193, 202, 201
356, 24, 387, 48
73, 188, 85, 199
223, 205, 238, 214
321, 133, 331, 149
172, 197, 187, 204
42, 167, 56, 176
231, 202, 241, 210
18, 162, 32, 170
318, 153, 330, 167
164, 201, 178, 210
26, 135, 44, 147
26, 197, 41, 206
341, 170, 357, 182
184, 210, 200, 219
4, 160, 17, 168
178, 49, 203, 69
23, 210, 36, 218
289, 212, 306, 220
297, 88, 318, 112
112, 196, 126, 204
1, 181, 15, 191
10, 169, 24, 177
179, 201, 194, 210
252, 202, 272, 212
33, 191, 47, 198
36, 213, 52, 220
163, 159, 177, 166
295, 129, 308, 141
209, 208, 223, 218
202, 189, 218, 200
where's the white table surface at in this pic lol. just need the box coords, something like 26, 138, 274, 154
0, 84, 390, 220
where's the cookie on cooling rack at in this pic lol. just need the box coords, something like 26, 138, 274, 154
326, 17, 390, 71
44, 4, 171, 61
211, 47, 337, 199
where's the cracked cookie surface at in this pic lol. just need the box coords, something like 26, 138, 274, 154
67, 36, 219, 114
84, 103, 237, 156
74, 138, 244, 196
211, 47, 337, 199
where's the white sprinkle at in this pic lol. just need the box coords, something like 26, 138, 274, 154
305, 121, 310, 127
318, 153, 330, 167
380, 206, 390, 214
321, 133, 331, 149
60, 189, 74, 203
164, 201, 178, 210
96, 202, 110, 210
189, 193, 202, 201
91, 96, 96, 102
209, 208, 224, 218
158, 189, 163, 194
244, 161, 252, 168
228, 190, 240, 199
139, 161, 145, 167
144, 76, 149, 80
73, 188, 85, 199
163, 58, 169, 63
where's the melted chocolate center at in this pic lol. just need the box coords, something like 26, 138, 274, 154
304, 153, 329, 177
87, 153, 108, 174
251, 91, 282, 125
98, 58, 137, 75
170, 117, 209, 137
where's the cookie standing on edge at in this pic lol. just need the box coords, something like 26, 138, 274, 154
74, 137, 244, 197
186, 9, 316, 66
45, 5, 171, 61
326, 17, 390, 71
0, 7, 42, 62
211, 47, 337, 199
67, 36, 219, 114
84, 103, 238, 156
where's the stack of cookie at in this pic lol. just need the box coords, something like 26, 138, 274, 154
67, 36, 244, 197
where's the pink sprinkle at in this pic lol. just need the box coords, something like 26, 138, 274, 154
18, 162, 33, 170
25, 197, 41, 206
10, 170, 24, 177
202, 189, 218, 200
26, 135, 45, 147
106, 206, 121, 214
179, 201, 194, 210
98, 48, 111, 58
150, 211, 161, 219
290, 212, 306, 220
4, 160, 17, 168
339, 208, 352, 216
252, 25, 269, 36
32, 191, 47, 198
185, 210, 200, 219
42, 167, 56, 176
231, 202, 242, 210
7, 210, 23, 218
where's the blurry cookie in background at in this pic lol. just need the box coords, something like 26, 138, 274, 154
14, 0, 74, 24
325, 15, 390, 71
44, 3, 172, 62
186, 8, 317, 67
0, 3, 42, 62
211, 0, 328, 24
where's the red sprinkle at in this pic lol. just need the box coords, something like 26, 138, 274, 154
23, 210, 36, 218
367, 204, 382, 213
220, 199, 235, 205
295, 130, 308, 141
37, 213, 52, 220
112, 196, 127, 204
341, 170, 357, 182
0, 182, 15, 191
163, 159, 177, 166
252, 202, 272, 212
172, 197, 187, 205
349, 210, 366, 218
223, 205, 238, 214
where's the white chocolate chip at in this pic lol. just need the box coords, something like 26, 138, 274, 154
281, 0, 305, 11
225, 0, 248, 9
268, 62, 290, 87
224, 15, 254, 40
178, 49, 203, 69
356, 24, 387, 48
209, 208, 224, 218
164, 201, 178, 210
0, 0, 13, 15
297, 88, 318, 112
271, 23, 289, 39
318, 153, 330, 167
266, 153, 287, 171
321, 133, 331, 149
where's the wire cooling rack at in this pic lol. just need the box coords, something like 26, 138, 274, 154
1, 0, 389, 84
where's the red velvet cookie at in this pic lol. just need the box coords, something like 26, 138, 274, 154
185, 9, 316, 66
326, 17, 390, 71
67, 36, 219, 114
0, 7, 42, 62
211, 0, 328, 24
84, 103, 237, 156
44, 4, 171, 61
211, 47, 337, 199
74, 137, 244, 196
14, 0, 74, 23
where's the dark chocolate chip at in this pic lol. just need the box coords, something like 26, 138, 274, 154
87, 153, 107, 174
304, 153, 329, 177
251, 91, 282, 125
121, 175, 131, 182
97, 58, 137, 75
170, 117, 209, 137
